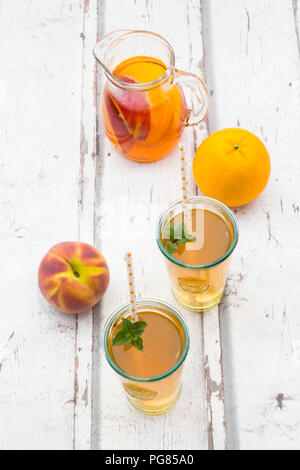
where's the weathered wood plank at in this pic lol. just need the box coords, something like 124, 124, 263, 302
73, 0, 98, 450
92, 0, 225, 450
186, 0, 227, 450
0, 0, 83, 450
203, 0, 300, 449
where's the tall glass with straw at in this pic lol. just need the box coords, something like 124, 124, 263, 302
156, 143, 239, 312
104, 251, 190, 415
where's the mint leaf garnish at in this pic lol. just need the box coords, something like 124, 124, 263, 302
165, 222, 196, 255
166, 241, 178, 254
112, 318, 147, 351
131, 337, 143, 351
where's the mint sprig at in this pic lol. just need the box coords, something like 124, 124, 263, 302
112, 318, 147, 352
164, 222, 196, 255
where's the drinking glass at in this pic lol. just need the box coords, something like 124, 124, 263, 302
156, 196, 239, 312
104, 299, 190, 415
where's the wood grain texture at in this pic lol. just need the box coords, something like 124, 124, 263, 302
0, 0, 83, 450
202, 0, 300, 450
73, 0, 98, 450
186, 0, 227, 450
92, 0, 214, 451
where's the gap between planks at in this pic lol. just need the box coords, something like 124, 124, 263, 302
73, 0, 98, 450
193, 0, 227, 450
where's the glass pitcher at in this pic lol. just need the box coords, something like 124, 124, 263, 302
93, 30, 209, 162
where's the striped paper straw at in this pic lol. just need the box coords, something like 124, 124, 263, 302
179, 142, 192, 230
124, 251, 138, 322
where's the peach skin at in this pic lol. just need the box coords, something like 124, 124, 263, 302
38, 242, 110, 314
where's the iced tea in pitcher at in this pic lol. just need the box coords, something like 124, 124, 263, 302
94, 30, 209, 162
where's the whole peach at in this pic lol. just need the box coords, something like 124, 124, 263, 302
38, 242, 110, 314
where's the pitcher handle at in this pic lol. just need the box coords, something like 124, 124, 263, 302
174, 69, 209, 126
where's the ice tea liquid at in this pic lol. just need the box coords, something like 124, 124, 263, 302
106, 303, 189, 415
159, 201, 238, 312
101, 56, 187, 162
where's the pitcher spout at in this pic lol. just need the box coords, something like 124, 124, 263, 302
93, 29, 132, 72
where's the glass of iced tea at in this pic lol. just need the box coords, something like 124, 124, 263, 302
93, 30, 209, 162
104, 299, 189, 415
157, 196, 239, 312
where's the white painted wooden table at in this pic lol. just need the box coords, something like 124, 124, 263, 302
0, 0, 299, 450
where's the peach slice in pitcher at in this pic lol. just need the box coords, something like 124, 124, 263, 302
103, 75, 150, 154
94, 31, 209, 162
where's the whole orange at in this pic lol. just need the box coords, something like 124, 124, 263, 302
193, 128, 271, 207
